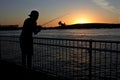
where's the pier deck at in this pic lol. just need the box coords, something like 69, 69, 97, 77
0, 61, 65, 80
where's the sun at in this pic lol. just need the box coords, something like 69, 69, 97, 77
79, 18, 91, 24
73, 18, 92, 24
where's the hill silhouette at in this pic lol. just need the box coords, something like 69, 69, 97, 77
65, 23, 120, 29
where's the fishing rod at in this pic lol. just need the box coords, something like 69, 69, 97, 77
35, 13, 69, 33
41, 13, 69, 27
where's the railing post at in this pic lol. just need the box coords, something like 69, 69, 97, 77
0, 39, 1, 60
89, 40, 92, 80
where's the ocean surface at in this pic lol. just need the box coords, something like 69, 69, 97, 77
0, 28, 120, 41
0, 29, 120, 80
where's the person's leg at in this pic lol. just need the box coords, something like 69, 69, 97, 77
22, 54, 26, 67
27, 55, 32, 69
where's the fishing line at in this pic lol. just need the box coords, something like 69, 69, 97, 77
41, 13, 69, 27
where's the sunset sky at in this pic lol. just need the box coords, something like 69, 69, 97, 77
0, 0, 120, 27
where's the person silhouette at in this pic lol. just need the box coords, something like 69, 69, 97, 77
58, 21, 66, 28
20, 10, 41, 69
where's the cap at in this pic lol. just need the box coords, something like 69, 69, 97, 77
29, 10, 39, 16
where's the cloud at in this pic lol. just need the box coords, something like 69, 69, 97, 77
92, 0, 119, 14
92, 0, 120, 23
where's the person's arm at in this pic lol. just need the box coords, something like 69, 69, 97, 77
34, 25, 42, 34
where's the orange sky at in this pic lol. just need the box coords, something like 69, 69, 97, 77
41, 10, 120, 27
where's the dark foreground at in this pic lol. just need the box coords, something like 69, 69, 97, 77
0, 61, 66, 80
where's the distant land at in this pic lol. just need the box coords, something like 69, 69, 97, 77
0, 25, 19, 30
0, 23, 120, 30
44, 23, 120, 29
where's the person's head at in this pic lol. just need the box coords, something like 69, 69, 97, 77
29, 10, 39, 20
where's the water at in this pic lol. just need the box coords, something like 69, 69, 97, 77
0, 29, 120, 80
0, 28, 120, 41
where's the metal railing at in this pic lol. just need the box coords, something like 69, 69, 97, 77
0, 35, 120, 80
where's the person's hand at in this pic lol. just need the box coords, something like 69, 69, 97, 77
34, 25, 42, 34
